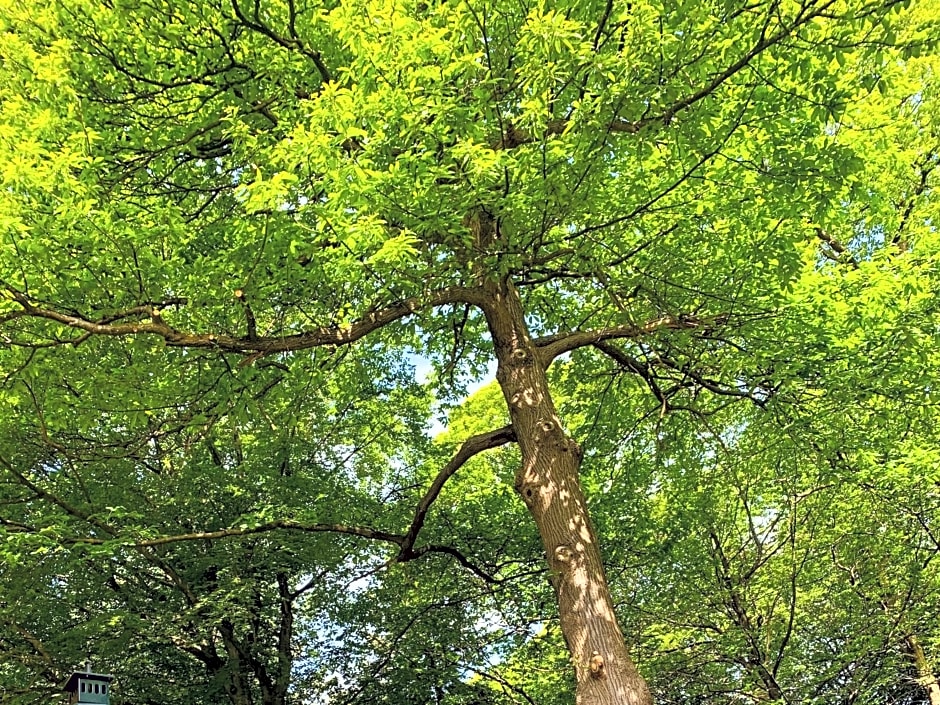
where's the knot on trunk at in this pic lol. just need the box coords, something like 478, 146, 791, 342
536, 419, 562, 443
510, 347, 531, 363
589, 651, 606, 679
554, 544, 574, 563
515, 476, 539, 508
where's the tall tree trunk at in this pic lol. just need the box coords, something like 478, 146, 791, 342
906, 634, 940, 705
482, 276, 652, 705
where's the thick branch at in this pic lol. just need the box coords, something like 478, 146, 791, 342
2, 285, 486, 354
906, 634, 940, 705
398, 425, 516, 560
64, 519, 408, 548
536, 313, 728, 364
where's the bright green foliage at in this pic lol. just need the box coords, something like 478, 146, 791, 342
1, 0, 940, 703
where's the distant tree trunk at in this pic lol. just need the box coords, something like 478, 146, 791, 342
906, 634, 940, 705
482, 276, 652, 705
272, 573, 294, 705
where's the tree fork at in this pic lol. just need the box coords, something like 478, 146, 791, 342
482, 276, 652, 705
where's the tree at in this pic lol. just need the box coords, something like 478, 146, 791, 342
0, 0, 938, 703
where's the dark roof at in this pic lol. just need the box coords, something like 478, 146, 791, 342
64, 672, 113, 692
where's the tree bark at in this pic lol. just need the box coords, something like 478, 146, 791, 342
482, 276, 652, 705
906, 634, 940, 705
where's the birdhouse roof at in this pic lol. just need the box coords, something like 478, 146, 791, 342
63, 672, 113, 692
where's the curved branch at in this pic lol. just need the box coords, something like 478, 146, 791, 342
536, 313, 729, 364
0, 454, 115, 537
0, 462, 404, 550
409, 544, 499, 584
0, 617, 57, 683
397, 425, 516, 560
2, 285, 487, 355
126, 522, 503, 583
654, 350, 771, 405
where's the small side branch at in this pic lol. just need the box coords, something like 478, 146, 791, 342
593, 342, 669, 410
594, 340, 773, 409
0, 454, 114, 538
409, 544, 500, 584
536, 313, 729, 364
1, 616, 57, 682
397, 425, 516, 560
895, 149, 937, 249
496, 1, 839, 152
814, 227, 858, 267
654, 351, 769, 405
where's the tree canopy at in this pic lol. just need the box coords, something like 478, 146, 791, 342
1, 0, 939, 703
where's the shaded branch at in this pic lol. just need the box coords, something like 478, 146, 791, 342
0, 461, 400, 550
234, 288, 258, 339
895, 149, 938, 250
397, 425, 516, 560
709, 529, 785, 701
592, 0, 615, 52
0, 616, 57, 682
0, 454, 115, 538
653, 350, 773, 406
409, 544, 500, 584
76, 519, 407, 549
126, 521, 503, 583
593, 341, 669, 410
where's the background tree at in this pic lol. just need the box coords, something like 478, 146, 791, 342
1, 0, 939, 703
